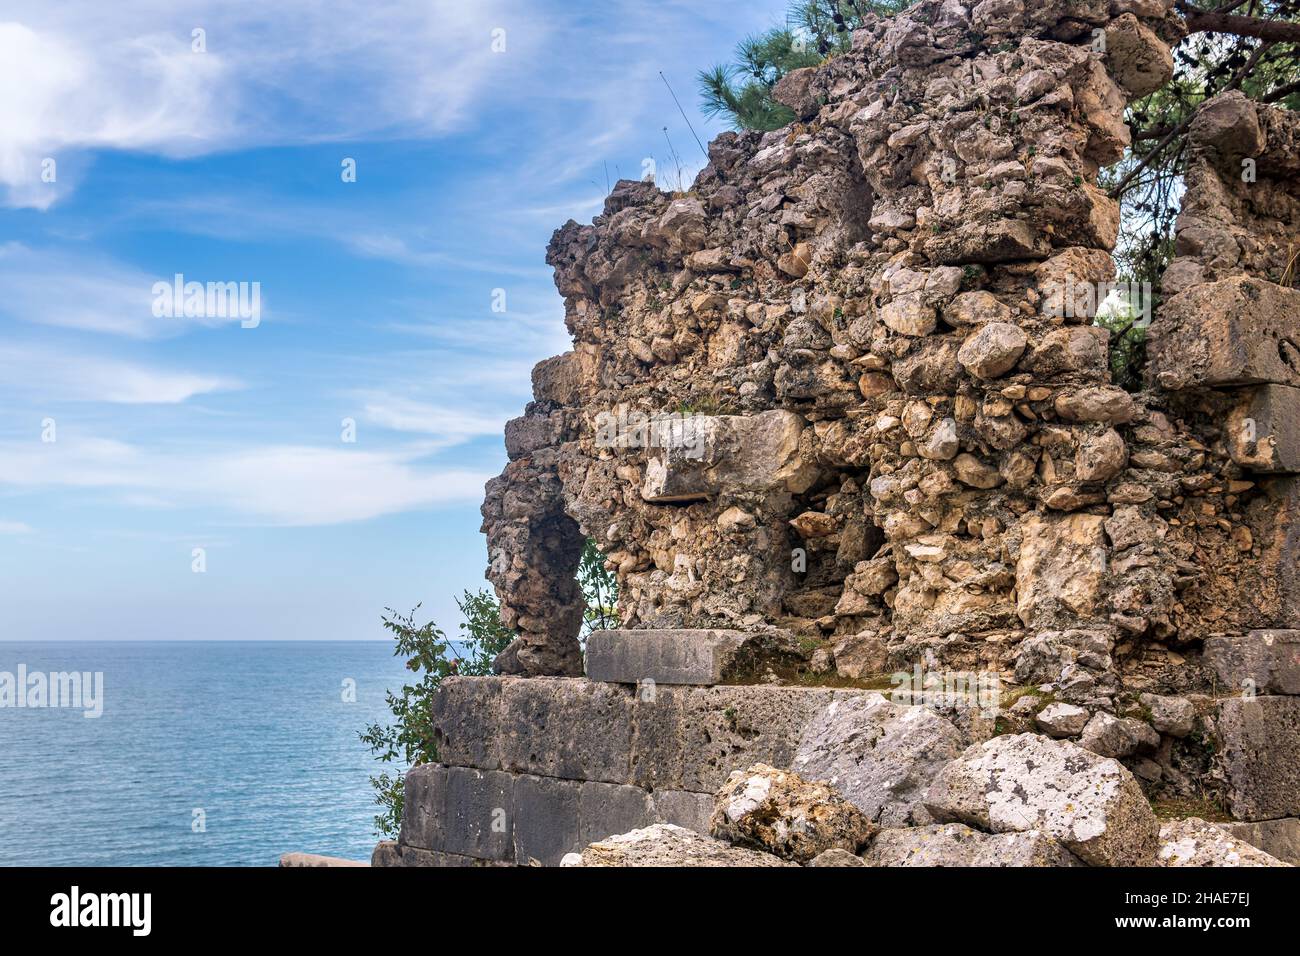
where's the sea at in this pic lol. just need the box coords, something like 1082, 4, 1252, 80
0, 642, 413, 866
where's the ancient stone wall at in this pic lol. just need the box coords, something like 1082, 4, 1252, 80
379, 0, 1300, 868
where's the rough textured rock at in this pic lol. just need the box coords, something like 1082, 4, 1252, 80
1079, 711, 1160, 758
807, 848, 867, 867
1204, 630, 1300, 696
1158, 818, 1290, 867
561, 824, 795, 867
1218, 818, 1300, 865
1215, 696, 1300, 821
791, 693, 964, 827
925, 734, 1160, 866
584, 628, 803, 685
863, 823, 1082, 867
408, 0, 1300, 873
709, 763, 877, 863
1035, 702, 1090, 738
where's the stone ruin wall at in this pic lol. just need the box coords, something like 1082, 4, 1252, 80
379, 0, 1300, 866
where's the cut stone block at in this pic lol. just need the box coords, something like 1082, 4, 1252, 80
586, 628, 761, 685
676, 685, 849, 793
1218, 818, 1300, 865
1150, 277, 1300, 391
430, 676, 504, 770
640, 410, 819, 503
497, 678, 634, 784
511, 774, 582, 866
1215, 696, 1300, 821
577, 781, 654, 847
1227, 385, 1300, 473
371, 842, 511, 867
442, 767, 514, 861
398, 763, 447, 850
650, 790, 713, 834
1248, 477, 1300, 629
1204, 630, 1300, 696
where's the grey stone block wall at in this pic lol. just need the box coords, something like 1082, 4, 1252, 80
378, 676, 883, 866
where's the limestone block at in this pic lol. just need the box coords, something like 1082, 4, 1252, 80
562, 823, 794, 867
1204, 630, 1300, 696
925, 733, 1159, 866
1227, 385, 1300, 474
577, 781, 654, 847
497, 678, 634, 784
863, 824, 1082, 867
1218, 818, 1300, 865
650, 789, 714, 834
585, 629, 747, 685
1215, 696, 1300, 821
1158, 818, 1289, 867
1150, 277, 1300, 391
430, 676, 504, 770
443, 767, 515, 861
399, 763, 447, 850
512, 774, 582, 866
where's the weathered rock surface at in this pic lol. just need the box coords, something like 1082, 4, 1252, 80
584, 628, 803, 685
1218, 818, 1300, 865
1215, 696, 1300, 821
561, 824, 795, 867
1079, 711, 1160, 758
863, 823, 1082, 867
925, 733, 1160, 866
1036, 702, 1090, 738
1204, 630, 1300, 696
709, 763, 877, 863
1158, 818, 1290, 867
792, 693, 964, 827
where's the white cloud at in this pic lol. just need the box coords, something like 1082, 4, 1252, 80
0, 243, 261, 338
0, 345, 239, 403
0, 519, 34, 534
0, 433, 490, 526
0, 1, 542, 207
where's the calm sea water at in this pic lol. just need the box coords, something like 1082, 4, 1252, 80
0, 642, 412, 866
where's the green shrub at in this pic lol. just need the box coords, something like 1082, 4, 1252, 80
359, 591, 513, 838
362, 540, 619, 837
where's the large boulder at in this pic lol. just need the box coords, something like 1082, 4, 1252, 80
709, 763, 877, 863
925, 733, 1160, 866
560, 824, 794, 867
1158, 818, 1290, 867
792, 693, 964, 827
863, 823, 1082, 867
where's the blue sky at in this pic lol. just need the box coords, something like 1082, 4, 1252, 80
0, 0, 791, 640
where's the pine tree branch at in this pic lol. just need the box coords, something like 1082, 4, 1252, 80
1181, 4, 1300, 43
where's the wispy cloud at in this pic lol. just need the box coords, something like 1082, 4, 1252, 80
0, 0, 545, 207
0, 243, 262, 339
0, 345, 240, 403
0, 519, 34, 535
0, 433, 489, 526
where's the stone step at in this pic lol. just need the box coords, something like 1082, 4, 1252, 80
384, 762, 713, 867
585, 628, 754, 685
402, 676, 885, 865
430, 676, 875, 793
